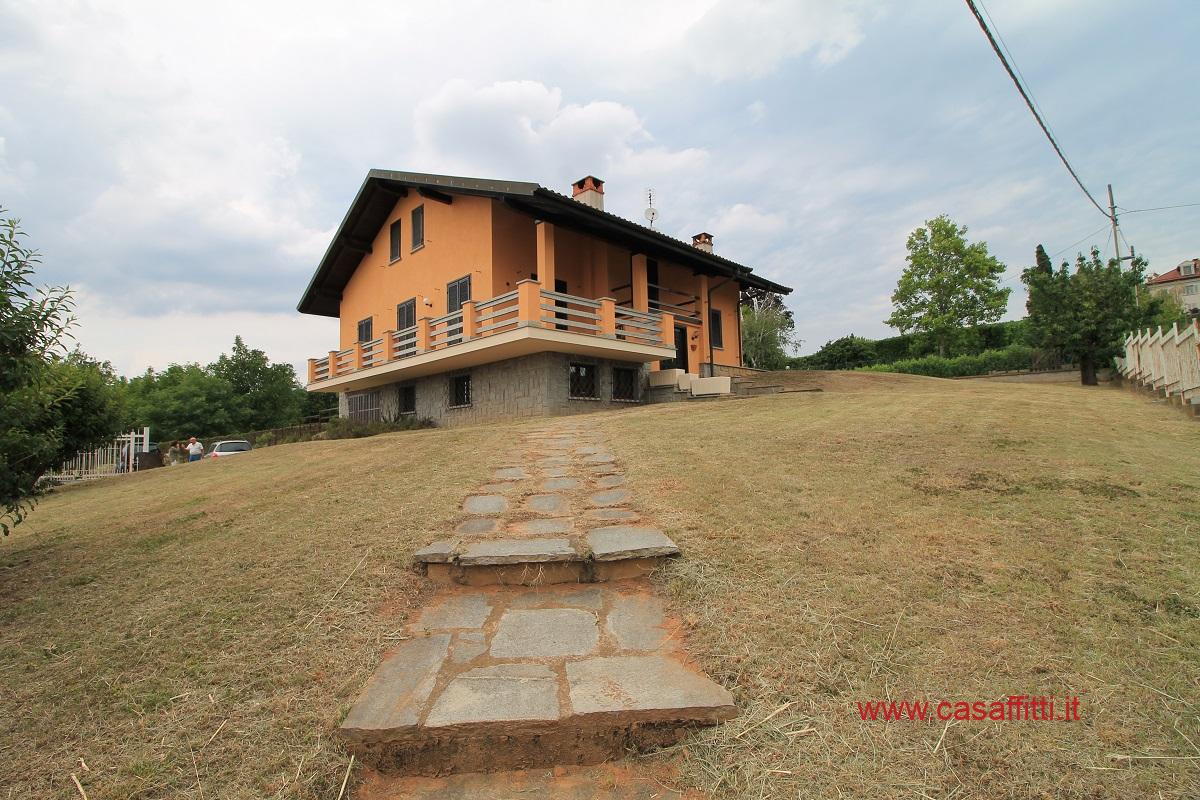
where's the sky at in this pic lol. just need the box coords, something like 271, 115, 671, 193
1, 0, 1198, 374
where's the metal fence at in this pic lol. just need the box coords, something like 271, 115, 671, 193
41, 428, 152, 484
1115, 320, 1200, 402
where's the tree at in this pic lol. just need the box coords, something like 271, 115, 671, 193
1023, 246, 1164, 385
886, 215, 1010, 357
1, 211, 122, 534
210, 336, 304, 431
740, 291, 797, 370
798, 335, 879, 370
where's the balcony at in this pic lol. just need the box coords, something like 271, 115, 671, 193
307, 280, 677, 392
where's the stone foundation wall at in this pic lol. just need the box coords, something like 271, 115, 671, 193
340, 353, 648, 428
702, 362, 765, 378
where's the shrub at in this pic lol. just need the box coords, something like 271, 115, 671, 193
861, 344, 1035, 378
254, 432, 277, 448
324, 416, 434, 440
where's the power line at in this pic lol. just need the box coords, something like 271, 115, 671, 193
1118, 201, 1200, 214
1051, 223, 1111, 259
964, 0, 1111, 219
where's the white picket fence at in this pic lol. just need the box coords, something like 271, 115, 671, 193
41, 428, 152, 484
1115, 320, 1200, 403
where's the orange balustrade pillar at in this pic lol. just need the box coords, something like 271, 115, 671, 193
353, 341, 365, 370
460, 300, 477, 340
631, 254, 649, 312
415, 318, 431, 352
378, 330, 395, 363
597, 297, 617, 337
536, 221, 556, 291
327, 350, 339, 376
307, 358, 318, 383
659, 312, 675, 347
517, 278, 542, 328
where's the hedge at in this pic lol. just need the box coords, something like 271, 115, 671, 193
859, 344, 1036, 378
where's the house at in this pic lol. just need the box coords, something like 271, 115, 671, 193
297, 170, 791, 426
1147, 259, 1200, 315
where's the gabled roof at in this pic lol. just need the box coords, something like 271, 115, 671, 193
297, 170, 792, 317
1148, 260, 1199, 286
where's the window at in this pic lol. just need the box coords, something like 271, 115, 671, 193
411, 205, 425, 250
347, 390, 382, 423
447, 275, 471, 313
450, 374, 471, 407
1186, 284, 1198, 295
1183, 263, 1196, 277
569, 363, 598, 399
709, 309, 724, 349
399, 385, 416, 414
357, 317, 373, 343
214, 440, 251, 453
612, 367, 639, 402
389, 220, 402, 261
396, 298, 416, 330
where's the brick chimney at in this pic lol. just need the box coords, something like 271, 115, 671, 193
571, 175, 604, 211
692, 232, 714, 253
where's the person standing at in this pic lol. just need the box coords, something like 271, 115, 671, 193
167, 441, 181, 466
186, 437, 205, 462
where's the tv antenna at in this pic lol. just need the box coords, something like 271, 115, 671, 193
643, 188, 658, 228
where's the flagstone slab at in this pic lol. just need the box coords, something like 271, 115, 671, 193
594, 474, 626, 488
425, 663, 560, 727
414, 593, 492, 631
541, 477, 581, 492
340, 634, 451, 735
586, 527, 679, 561
606, 594, 668, 651
542, 466, 571, 478
413, 539, 458, 564
584, 453, 616, 463
526, 493, 570, 514
508, 586, 606, 611
585, 508, 640, 522
566, 655, 735, 717
458, 538, 578, 565
492, 467, 529, 481
510, 517, 573, 536
490, 608, 599, 658
455, 518, 500, 536
463, 495, 509, 515
450, 631, 487, 664
588, 489, 631, 507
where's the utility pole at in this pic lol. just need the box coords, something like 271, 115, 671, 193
1107, 184, 1121, 265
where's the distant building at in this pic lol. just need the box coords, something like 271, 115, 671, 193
1147, 259, 1200, 316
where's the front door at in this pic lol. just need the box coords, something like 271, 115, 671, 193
661, 324, 689, 372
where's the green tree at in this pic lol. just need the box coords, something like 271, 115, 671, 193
740, 291, 797, 370
210, 335, 304, 431
801, 335, 879, 370
886, 215, 1010, 357
1023, 247, 1163, 385
123, 364, 243, 442
1, 211, 123, 533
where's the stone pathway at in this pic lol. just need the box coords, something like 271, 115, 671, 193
340, 419, 734, 790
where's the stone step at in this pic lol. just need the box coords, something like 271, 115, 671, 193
339, 584, 736, 776
688, 376, 731, 396
647, 368, 685, 388
414, 528, 681, 586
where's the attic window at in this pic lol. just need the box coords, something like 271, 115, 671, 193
1184, 263, 1197, 277
411, 205, 425, 250
389, 220, 402, 261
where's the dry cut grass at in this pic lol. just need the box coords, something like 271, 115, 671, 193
602, 375, 1200, 799
0, 424, 512, 799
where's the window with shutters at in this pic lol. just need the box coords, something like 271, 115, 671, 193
396, 298, 416, 330
389, 220, 402, 261
347, 390, 382, 423
411, 205, 425, 250
357, 317, 373, 343
447, 275, 471, 313
709, 309, 724, 349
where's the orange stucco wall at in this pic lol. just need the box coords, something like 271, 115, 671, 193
489, 201, 537, 295
338, 193, 493, 349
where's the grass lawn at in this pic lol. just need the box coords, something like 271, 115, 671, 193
1, 374, 1197, 798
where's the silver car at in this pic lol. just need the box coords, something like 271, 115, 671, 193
208, 440, 253, 459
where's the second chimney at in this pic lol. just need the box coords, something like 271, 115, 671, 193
571, 175, 605, 211
692, 232, 714, 253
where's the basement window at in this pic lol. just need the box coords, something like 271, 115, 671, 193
399, 385, 416, 414
450, 374, 471, 408
347, 390, 382, 423
569, 363, 598, 400
612, 367, 639, 402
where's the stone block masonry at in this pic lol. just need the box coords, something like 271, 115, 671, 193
341, 352, 648, 428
